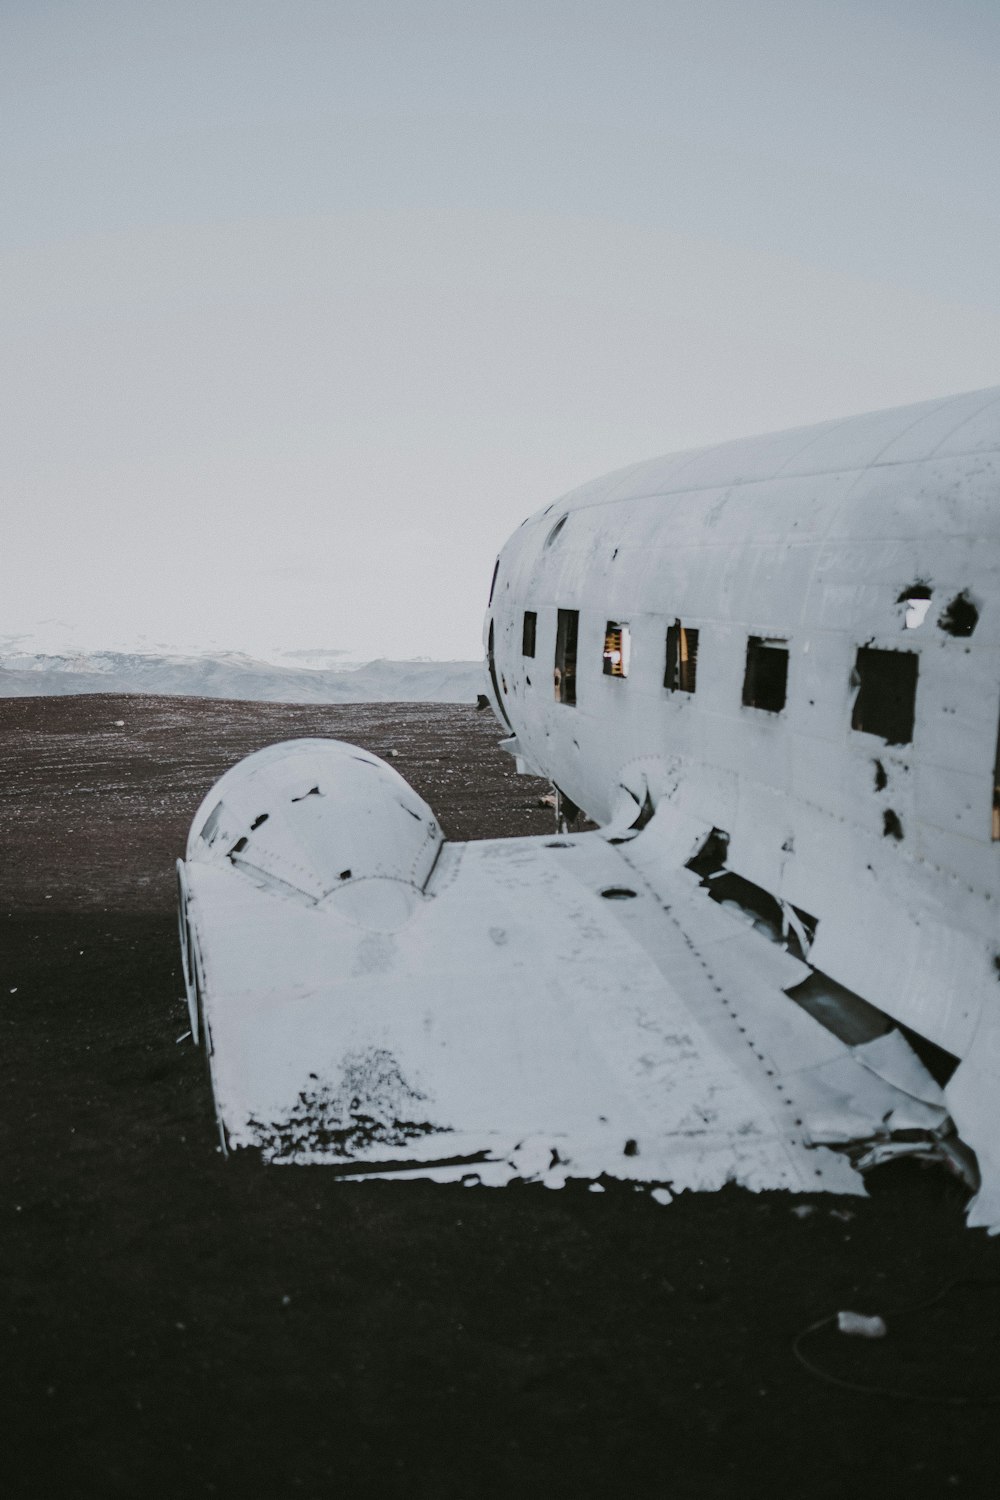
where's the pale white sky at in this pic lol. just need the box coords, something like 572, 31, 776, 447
3, 0, 999, 662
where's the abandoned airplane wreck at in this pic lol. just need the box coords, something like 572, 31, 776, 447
178, 385, 1000, 1231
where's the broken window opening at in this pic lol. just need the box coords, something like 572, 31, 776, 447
554, 609, 579, 705
665, 621, 699, 693
897, 582, 932, 631
939, 591, 979, 637
522, 610, 537, 657
602, 621, 630, 678
851, 647, 918, 745
742, 637, 789, 713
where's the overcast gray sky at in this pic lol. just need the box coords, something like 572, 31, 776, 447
3, 0, 999, 662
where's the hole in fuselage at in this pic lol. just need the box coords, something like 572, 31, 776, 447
686, 828, 730, 878
939, 591, 979, 637
601, 887, 638, 900
883, 809, 904, 840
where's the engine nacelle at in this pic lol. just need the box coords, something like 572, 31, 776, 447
185, 738, 442, 931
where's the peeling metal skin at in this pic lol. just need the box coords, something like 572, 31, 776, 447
180, 386, 1000, 1226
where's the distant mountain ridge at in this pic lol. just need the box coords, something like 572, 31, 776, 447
0, 650, 485, 704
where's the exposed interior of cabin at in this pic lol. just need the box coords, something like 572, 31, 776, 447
554, 608, 579, 704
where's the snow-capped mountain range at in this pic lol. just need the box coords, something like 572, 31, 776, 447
0, 650, 485, 704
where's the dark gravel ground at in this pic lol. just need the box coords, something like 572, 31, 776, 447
2, 694, 999, 1499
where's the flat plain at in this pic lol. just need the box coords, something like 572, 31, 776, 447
2, 694, 999, 1498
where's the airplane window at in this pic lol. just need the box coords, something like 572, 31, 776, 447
665, 621, 699, 693
554, 609, 579, 705
603, 621, 630, 678
850, 647, 918, 745
743, 637, 789, 713
522, 611, 537, 657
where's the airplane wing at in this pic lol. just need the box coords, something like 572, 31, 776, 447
178, 738, 959, 1201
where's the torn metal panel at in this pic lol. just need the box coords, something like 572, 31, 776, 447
851, 1030, 947, 1110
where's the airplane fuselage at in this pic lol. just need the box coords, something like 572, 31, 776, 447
484, 387, 1000, 1074
176, 385, 1000, 1229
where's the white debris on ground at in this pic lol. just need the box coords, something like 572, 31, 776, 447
837, 1312, 888, 1339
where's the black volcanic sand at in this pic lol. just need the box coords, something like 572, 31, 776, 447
2, 694, 999, 1499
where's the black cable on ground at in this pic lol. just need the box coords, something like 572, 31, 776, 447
792, 1278, 1000, 1404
